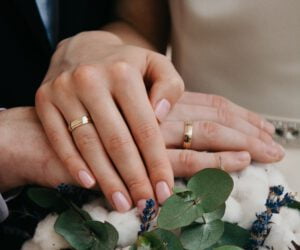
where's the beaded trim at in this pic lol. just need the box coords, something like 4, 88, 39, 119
267, 118, 300, 147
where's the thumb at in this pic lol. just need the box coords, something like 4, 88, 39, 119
145, 52, 185, 122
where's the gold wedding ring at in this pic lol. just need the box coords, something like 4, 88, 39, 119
183, 121, 193, 149
69, 115, 93, 132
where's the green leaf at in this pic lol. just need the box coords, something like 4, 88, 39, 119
180, 220, 224, 250
196, 204, 226, 224
187, 169, 233, 213
158, 194, 204, 230
287, 200, 300, 211
27, 187, 68, 212
134, 229, 184, 250
212, 222, 250, 248
213, 246, 243, 250
85, 221, 118, 250
55, 209, 118, 250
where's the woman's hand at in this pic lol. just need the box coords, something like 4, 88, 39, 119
159, 92, 285, 176
35, 31, 184, 212
0, 107, 74, 192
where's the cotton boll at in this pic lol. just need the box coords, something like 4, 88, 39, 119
233, 174, 269, 204
223, 197, 242, 224
238, 198, 266, 229
240, 165, 269, 185
174, 179, 187, 189
265, 167, 290, 191
280, 207, 300, 233
82, 199, 109, 222
106, 208, 140, 247
263, 223, 296, 250
31, 214, 69, 250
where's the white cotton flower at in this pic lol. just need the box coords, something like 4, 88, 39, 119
263, 223, 297, 250
223, 197, 242, 224
238, 198, 266, 229
229, 172, 240, 198
106, 208, 140, 247
82, 199, 109, 222
280, 207, 300, 233
265, 166, 290, 190
30, 214, 69, 250
294, 233, 300, 244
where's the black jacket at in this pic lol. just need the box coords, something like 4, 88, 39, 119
0, 0, 113, 107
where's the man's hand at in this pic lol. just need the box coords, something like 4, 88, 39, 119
160, 92, 285, 176
35, 31, 184, 212
0, 107, 73, 192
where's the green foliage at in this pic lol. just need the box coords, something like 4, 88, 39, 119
27, 187, 68, 212
287, 200, 300, 211
213, 246, 243, 250
132, 229, 184, 250
181, 220, 224, 250
54, 209, 118, 250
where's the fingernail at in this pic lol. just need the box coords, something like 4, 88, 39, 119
137, 199, 147, 214
156, 181, 171, 204
112, 192, 131, 212
277, 144, 285, 157
264, 121, 275, 134
78, 170, 95, 188
154, 99, 171, 122
237, 152, 250, 162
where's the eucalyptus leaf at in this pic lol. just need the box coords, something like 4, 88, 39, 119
211, 222, 250, 248
135, 233, 166, 250
158, 194, 204, 230
149, 229, 184, 250
180, 220, 224, 250
287, 200, 300, 211
196, 204, 226, 224
213, 246, 243, 250
27, 187, 68, 212
85, 221, 118, 250
55, 209, 117, 250
187, 169, 233, 213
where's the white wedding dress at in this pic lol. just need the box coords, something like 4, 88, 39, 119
169, 0, 300, 193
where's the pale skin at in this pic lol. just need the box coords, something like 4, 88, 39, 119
0, 0, 285, 213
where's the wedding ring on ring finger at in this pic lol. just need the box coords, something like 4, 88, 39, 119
69, 115, 93, 132
183, 121, 193, 149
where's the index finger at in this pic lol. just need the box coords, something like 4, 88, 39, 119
179, 92, 275, 134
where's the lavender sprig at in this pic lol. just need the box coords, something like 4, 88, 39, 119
138, 199, 156, 235
249, 185, 295, 250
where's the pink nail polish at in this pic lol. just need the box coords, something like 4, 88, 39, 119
112, 192, 131, 212
78, 170, 95, 188
154, 99, 171, 122
237, 152, 250, 162
156, 181, 171, 204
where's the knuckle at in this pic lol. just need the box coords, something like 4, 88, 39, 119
35, 85, 49, 105
110, 61, 133, 80
107, 133, 132, 152
135, 122, 158, 143
51, 72, 70, 92
47, 128, 62, 145
210, 95, 229, 110
76, 131, 99, 151
72, 65, 99, 90
217, 107, 233, 126
179, 150, 198, 177
127, 177, 149, 193
61, 153, 78, 169
199, 121, 220, 140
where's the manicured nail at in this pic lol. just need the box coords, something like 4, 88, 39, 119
154, 99, 171, 122
112, 192, 131, 212
137, 199, 147, 214
78, 170, 95, 188
237, 152, 250, 162
156, 181, 171, 204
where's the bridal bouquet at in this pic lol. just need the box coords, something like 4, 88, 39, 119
1, 165, 300, 250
